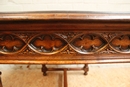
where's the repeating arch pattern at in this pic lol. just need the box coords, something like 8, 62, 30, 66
0, 32, 130, 55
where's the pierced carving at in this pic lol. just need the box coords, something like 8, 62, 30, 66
0, 33, 26, 54
60, 45, 76, 54
110, 34, 130, 53
55, 32, 81, 41
100, 32, 118, 41
19, 47, 36, 55
14, 32, 38, 43
0, 32, 129, 55
29, 34, 67, 55
70, 33, 107, 54
99, 45, 117, 54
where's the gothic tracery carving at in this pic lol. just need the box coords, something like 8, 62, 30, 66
0, 32, 129, 55
0, 33, 26, 54
29, 34, 67, 55
70, 33, 107, 54
110, 34, 130, 53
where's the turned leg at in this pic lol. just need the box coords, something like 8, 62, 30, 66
83, 64, 89, 75
64, 69, 68, 87
0, 72, 2, 87
41, 64, 48, 76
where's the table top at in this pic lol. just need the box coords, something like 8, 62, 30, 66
0, 11, 130, 21
0, 11, 130, 64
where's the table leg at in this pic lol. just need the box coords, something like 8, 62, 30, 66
41, 64, 48, 76
0, 72, 2, 87
41, 64, 89, 87
64, 69, 68, 87
83, 64, 89, 75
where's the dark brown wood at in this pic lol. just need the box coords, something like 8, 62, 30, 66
41, 64, 89, 75
41, 64, 47, 76
64, 69, 68, 87
83, 64, 89, 75
0, 11, 130, 64
41, 64, 88, 87
0, 11, 130, 87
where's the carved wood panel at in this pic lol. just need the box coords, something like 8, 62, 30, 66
29, 34, 67, 55
110, 34, 130, 53
0, 33, 26, 54
0, 31, 130, 55
70, 33, 107, 54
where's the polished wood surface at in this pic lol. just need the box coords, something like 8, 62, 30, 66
0, 12, 130, 64
64, 69, 67, 87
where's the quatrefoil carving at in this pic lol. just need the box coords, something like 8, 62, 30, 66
1, 32, 130, 55
110, 34, 130, 53
70, 33, 107, 54
0, 33, 26, 54
29, 34, 67, 55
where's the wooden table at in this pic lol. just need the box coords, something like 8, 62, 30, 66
0, 12, 130, 87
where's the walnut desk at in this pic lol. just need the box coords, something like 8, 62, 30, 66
0, 12, 130, 87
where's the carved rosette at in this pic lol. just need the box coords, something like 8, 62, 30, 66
0, 33, 26, 54
70, 33, 107, 54
28, 34, 67, 55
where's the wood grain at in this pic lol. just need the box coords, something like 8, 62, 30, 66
0, 11, 130, 64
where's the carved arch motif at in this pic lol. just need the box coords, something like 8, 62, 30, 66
70, 33, 107, 54
0, 32, 130, 55
110, 34, 130, 53
0, 33, 26, 54
28, 33, 68, 55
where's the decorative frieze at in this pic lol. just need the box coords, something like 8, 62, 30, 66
0, 31, 130, 55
